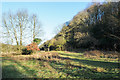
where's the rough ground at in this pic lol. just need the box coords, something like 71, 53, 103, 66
1, 51, 120, 79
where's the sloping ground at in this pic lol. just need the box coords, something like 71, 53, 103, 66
2, 51, 120, 79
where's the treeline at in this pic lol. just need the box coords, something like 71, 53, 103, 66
1, 43, 25, 53
40, 2, 120, 51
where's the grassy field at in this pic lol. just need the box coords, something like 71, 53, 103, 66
1, 51, 120, 79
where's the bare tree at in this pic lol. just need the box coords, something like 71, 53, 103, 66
31, 14, 42, 41
3, 17, 13, 45
9, 14, 19, 45
2, 10, 43, 46
16, 11, 28, 45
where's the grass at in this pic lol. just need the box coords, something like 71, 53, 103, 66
58, 51, 119, 63
2, 51, 120, 79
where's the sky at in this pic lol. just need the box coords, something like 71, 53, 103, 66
1, 2, 91, 45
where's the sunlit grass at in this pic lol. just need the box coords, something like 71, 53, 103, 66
2, 57, 61, 78
2, 51, 120, 79
58, 51, 119, 63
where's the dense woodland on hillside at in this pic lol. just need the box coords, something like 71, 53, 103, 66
40, 2, 120, 52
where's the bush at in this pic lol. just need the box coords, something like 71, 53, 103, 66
22, 48, 33, 55
33, 38, 42, 45
22, 42, 40, 55
1, 43, 25, 53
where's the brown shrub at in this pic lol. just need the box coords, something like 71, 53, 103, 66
26, 42, 40, 51
84, 50, 103, 58
103, 51, 119, 58
22, 42, 40, 55
84, 50, 120, 59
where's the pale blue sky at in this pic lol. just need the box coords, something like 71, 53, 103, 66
2, 2, 91, 45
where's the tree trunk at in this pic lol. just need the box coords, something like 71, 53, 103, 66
20, 23, 22, 45
33, 19, 35, 40
33, 15, 36, 40
12, 24, 19, 45
10, 16, 19, 45
60, 47, 62, 51
4, 19, 14, 45
59, 45, 61, 51
48, 47, 49, 51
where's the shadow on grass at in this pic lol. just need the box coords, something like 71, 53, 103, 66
2, 65, 25, 78
57, 56, 120, 69
13, 60, 38, 78
49, 60, 119, 79
2, 57, 38, 78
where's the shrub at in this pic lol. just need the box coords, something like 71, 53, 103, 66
22, 42, 40, 55
84, 50, 104, 58
22, 48, 33, 55
1, 43, 25, 53
33, 38, 42, 45
26, 42, 40, 51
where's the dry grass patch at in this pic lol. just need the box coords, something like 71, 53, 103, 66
84, 50, 120, 59
92, 67, 106, 72
4, 52, 59, 61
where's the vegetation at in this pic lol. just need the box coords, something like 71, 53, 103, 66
2, 11, 43, 46
1, 43, 25, 54
2, 51, 120, 79
22, 38, 41, 55
1, 1, 120, 79
40, 2, 120, 52
33, 38, 42, 45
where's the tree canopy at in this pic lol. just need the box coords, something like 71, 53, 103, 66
40, 2, 120, 51
33, 38, 42, 45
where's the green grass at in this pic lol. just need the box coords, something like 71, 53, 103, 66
2, 57, 60, 78
58, 51, 119, 63
2, 51, 120, 79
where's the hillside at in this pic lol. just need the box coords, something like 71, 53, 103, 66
40, 2, 120, 52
